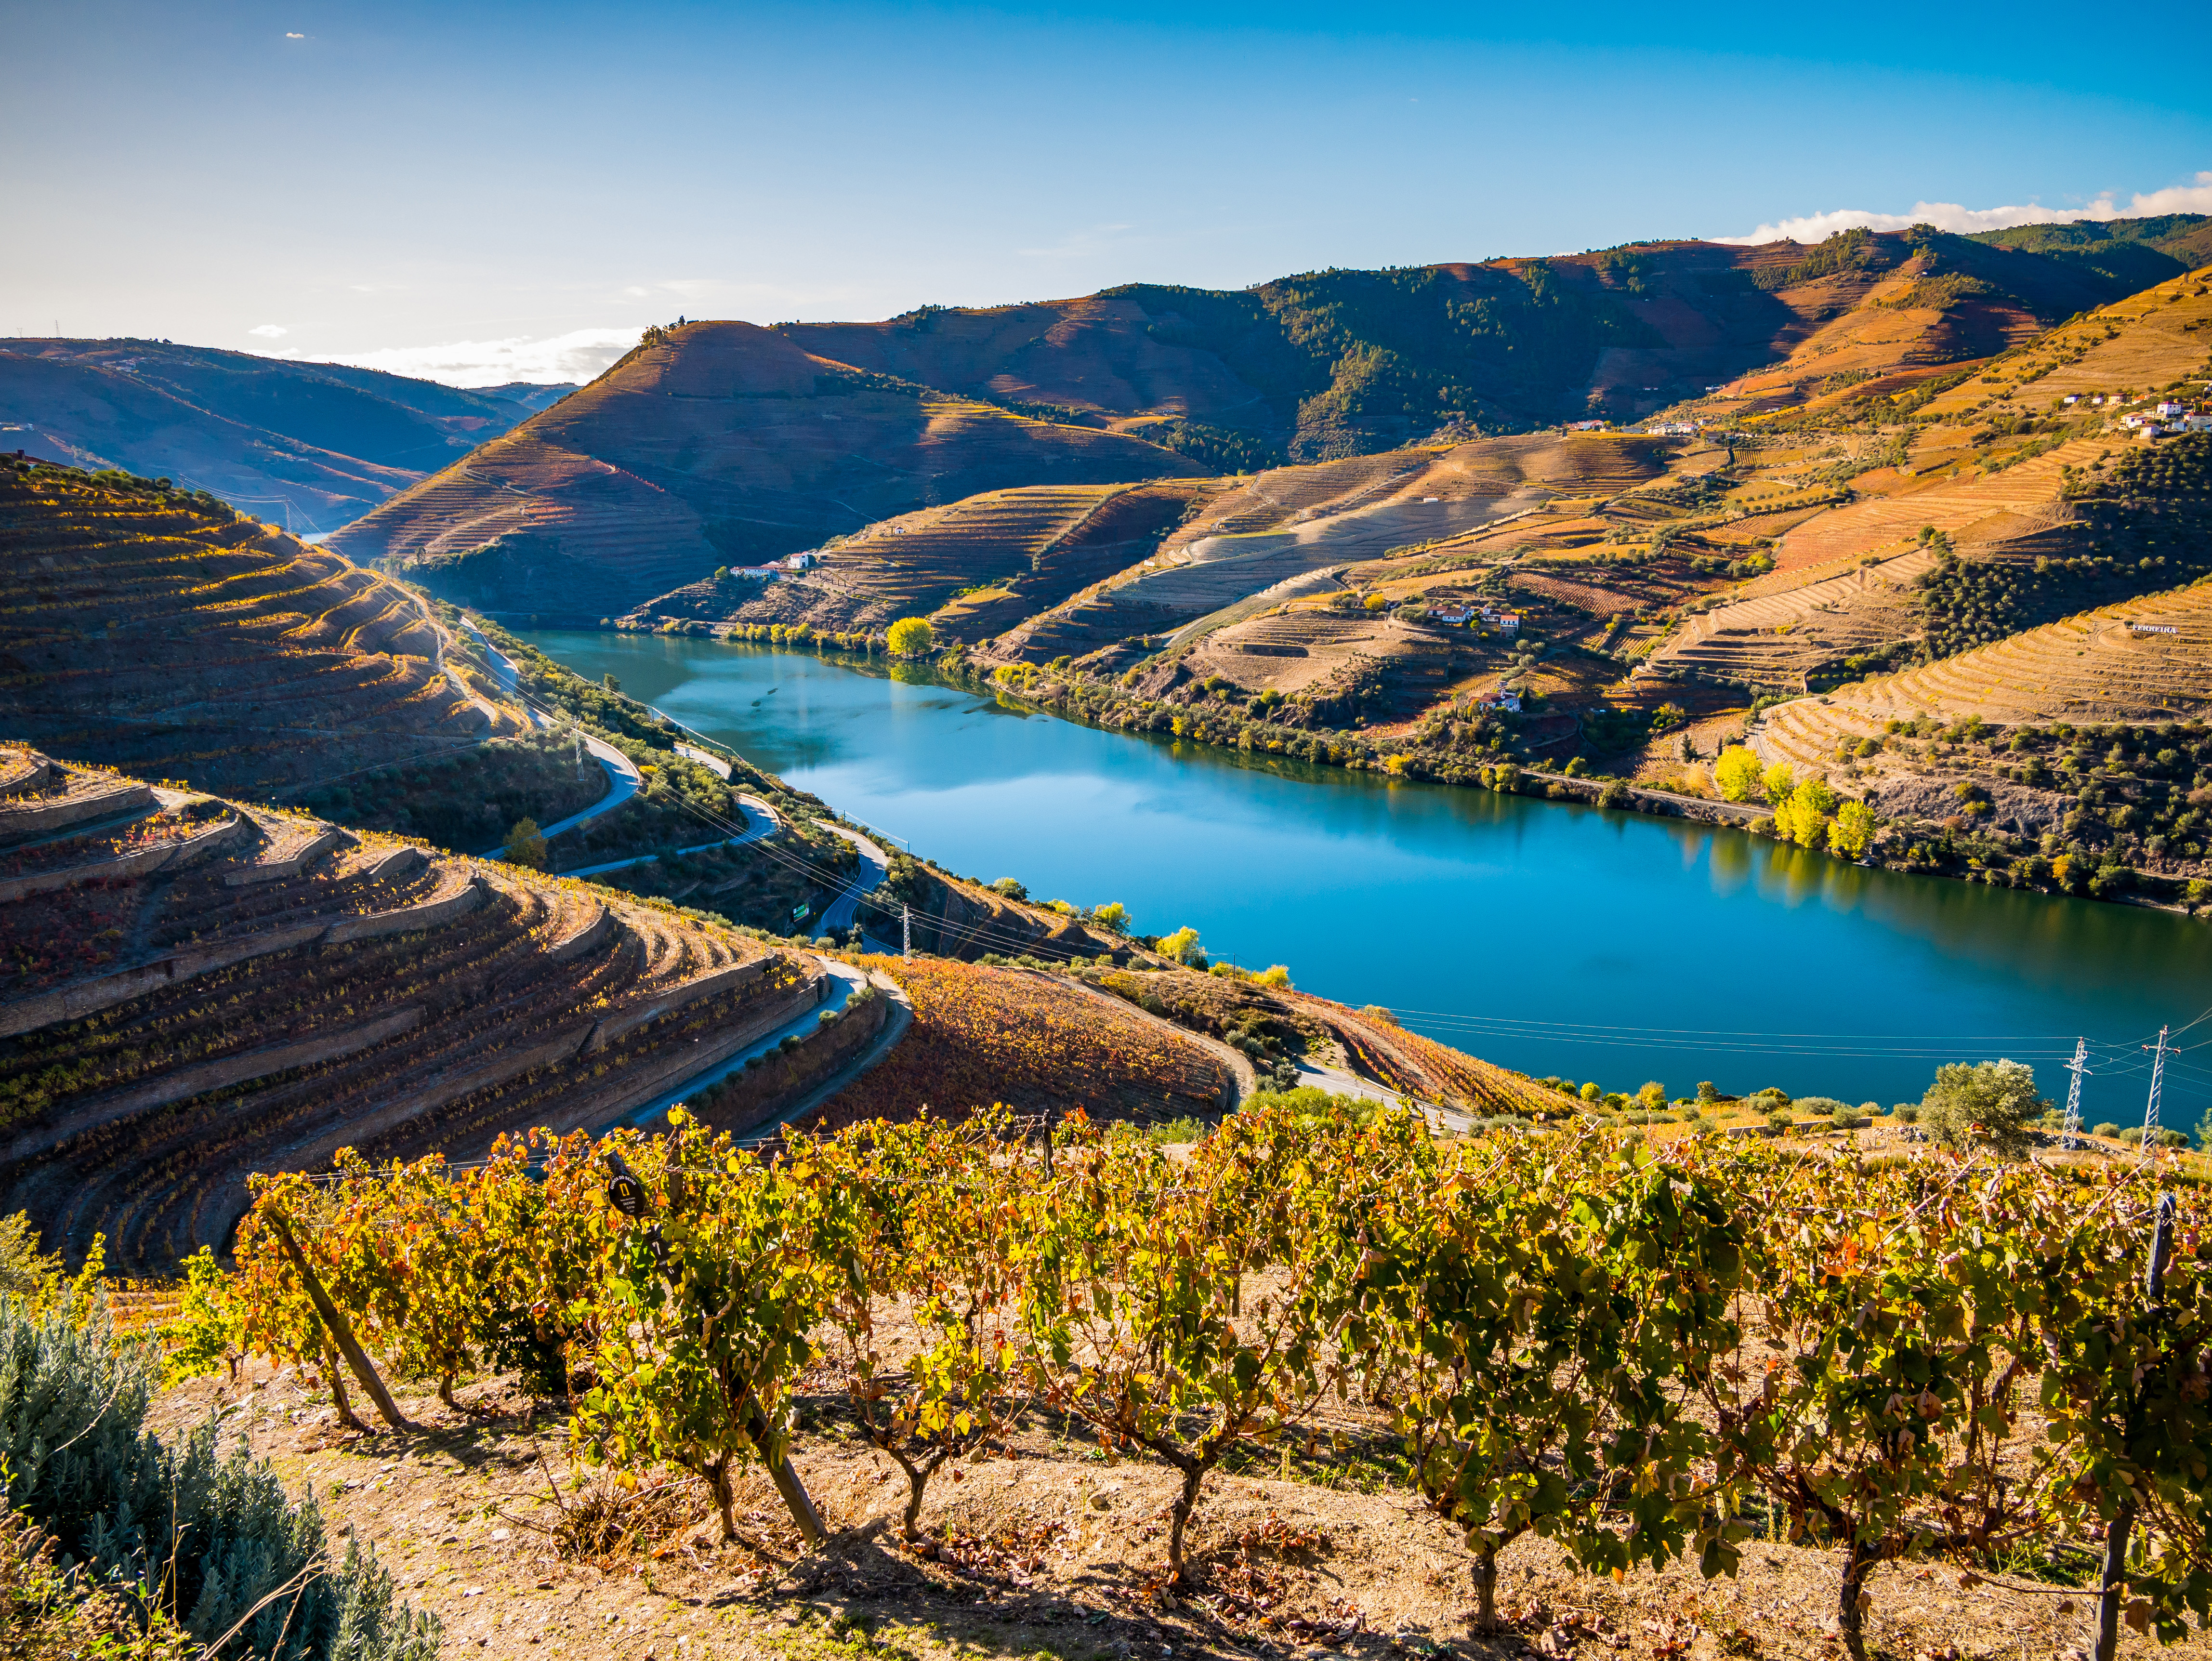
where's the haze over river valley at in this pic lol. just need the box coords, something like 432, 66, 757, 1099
522, 630, 2212, 1124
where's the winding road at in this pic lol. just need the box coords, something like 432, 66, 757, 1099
603, 958, 913, 1139
461, 616, 644, 857
557, 791, 783, 878
814, 823, 890, 935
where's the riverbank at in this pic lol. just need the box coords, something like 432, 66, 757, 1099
665, 627, 2209, 922
509, 626, 2212, 1112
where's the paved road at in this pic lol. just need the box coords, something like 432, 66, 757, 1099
675, 743, 731, 778
814, 823, 890, 935
558, 792, 783, 878
461, 615, 645, 858
1289, 1058, 1475, 1134
1519, 767, 1768, 824
605, 958, 912, 1137
729, 967, 915, 1141
458, 615, 523, 700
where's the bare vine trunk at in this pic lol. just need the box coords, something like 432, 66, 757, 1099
1837, 1538, 1876, 1661
710, 1457, 739, 1543
322, 1343, 365, 1433
888, 1447, 944, 1542
1165, 1462, 1206, 1585
1471, 1548, 1499, 1630
2094, 1502, 2136, 1661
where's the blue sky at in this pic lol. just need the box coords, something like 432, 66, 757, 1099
5, 0, 2209, 383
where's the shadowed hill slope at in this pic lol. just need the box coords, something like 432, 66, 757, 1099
329, 323, 1204, 621
0, 339, 556, 532
0, 748, 814, 1269
0, 458, 526, 795
1968, 213, 2212, 292
781, 227, 2186, 459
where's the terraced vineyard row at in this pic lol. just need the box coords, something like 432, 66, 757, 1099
802, 955, 1230, 1134
0, 461, 522, 794
0, 749, 813, 1270
1754, 580, 2212, 767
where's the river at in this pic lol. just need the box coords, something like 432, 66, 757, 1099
518, 629, 2212, 1126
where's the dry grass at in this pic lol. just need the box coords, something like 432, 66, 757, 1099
141, 1343, 2208, 1661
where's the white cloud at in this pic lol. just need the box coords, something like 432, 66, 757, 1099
248, 323, 288, 338
285, 31, 303, 38
323, 327, 641, 387
1719, 172, 2212, 245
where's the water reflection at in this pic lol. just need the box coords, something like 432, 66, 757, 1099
520, 630, 2208, 1119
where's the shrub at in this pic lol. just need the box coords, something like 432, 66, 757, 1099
1919, 1059, 2047, 1159
0, 1292, 438, 1660
2094, 1121, 2120, 1139
1793, 1096, 1850, 1118
1765, 1108, 1793, 1133
502, 817, 549, 870
1894, 1104, 1918, 1122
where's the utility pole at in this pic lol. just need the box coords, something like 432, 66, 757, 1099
901, 902, 911, 962
2142, 1025, 2171, 1150
2062, 1037, 2091, 1150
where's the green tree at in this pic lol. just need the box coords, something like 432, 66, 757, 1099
503, 817, 549, 870
1761, 762, 1797, 805
1713, 746, 1763, 802
1093, 901, 1130, 933
1777, 777, 1838, 849
887, 617, 935, 657
1157, 924, 1202, 964
601, 672, 620, 691
1828, 798, 1876, 858
1919, 1058, 2047, 1160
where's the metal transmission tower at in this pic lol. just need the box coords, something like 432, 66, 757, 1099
2143, 1025, 2172, 1148
901, 903, 912, 962
2062, 1038, 2091, 1149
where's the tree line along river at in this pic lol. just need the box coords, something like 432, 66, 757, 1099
517, 629, 2212, 1128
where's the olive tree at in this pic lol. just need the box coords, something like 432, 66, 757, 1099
1919, 1058, 2046, 1159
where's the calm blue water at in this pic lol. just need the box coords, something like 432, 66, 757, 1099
520, 631, 2212, 1126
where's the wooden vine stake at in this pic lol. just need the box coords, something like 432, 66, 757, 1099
269, 1213, 413, 1432
2093, 1191, 2174, 1661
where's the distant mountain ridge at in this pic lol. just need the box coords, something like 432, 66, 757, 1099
783, 217, 2212, 460
330, 217, 2207, 620
0, 338, 573, 535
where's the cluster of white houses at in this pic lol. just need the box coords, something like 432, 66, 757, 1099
1428, 601, 1522, 633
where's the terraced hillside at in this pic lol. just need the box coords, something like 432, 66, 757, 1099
0, 338, 555, 532
0, 458, 527, 793
331, 323, 1202, 621
623, 478, 1217, 642
801, 955, 1232, 1134
0, 750, 817, 1271
1753, 580, 2212, 769
990, 434, 1671, 667
1642, 274, 2212, 693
